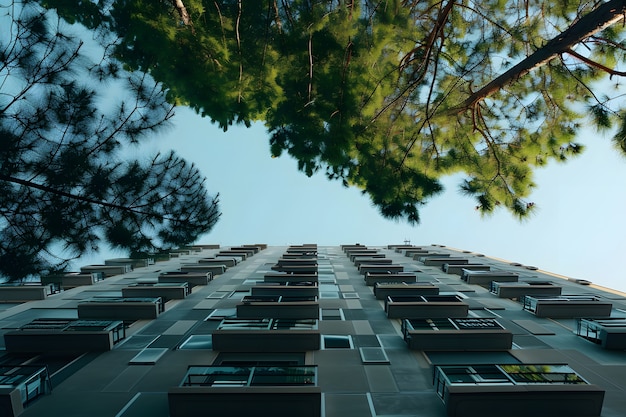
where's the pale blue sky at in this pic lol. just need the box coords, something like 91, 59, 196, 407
102, 105, 626, 293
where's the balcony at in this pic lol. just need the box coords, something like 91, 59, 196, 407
236, 295, 319, 319
251, 282, 318, 297
104, 257, 154, 269
180, 264, 227, 276
0, 365, 52, 417
212, 318, 320, 352
79, 264, 131, 277
4, 318, 125, 353
422, 257, 469, 267
521, 295, 612, 318
490, 281, 561, 299
353, 257, 393, 267
401, 318, 512, 351
270, 264, 318, 274
349, 253, 384, 262
365, 272, 418, 286
0, 284, 54, 302
58, 272, 104, 289
77, 297, 163, 320
122, 282, 190, 301
264, 272, 318, 283
216, 251, 249, 260
433, 364, 604, 417
443, 264, 490, 275
359, 264, 404, 275
276, 258, 318, 266
216, 251, 248, 261
462, 270, 519, 287
400, 249, 430, 257
286, 245, 317, 254
198, 257, 238, 267
158, 271, 212, 287
168, 365, 320, 417
282, 252, 317, 259
575, 317, 626, 349
385, 295, 469, 319
413, 252, 450, 261
373, 282, 439, 300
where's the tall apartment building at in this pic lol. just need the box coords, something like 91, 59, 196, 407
0, 244, 625, 417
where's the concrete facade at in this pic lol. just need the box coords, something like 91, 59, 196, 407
0, 244, 625, 416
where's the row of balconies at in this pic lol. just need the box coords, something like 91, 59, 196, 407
0, 245, 266, 417
390, 244, 609, 416
169, 244, 319, 417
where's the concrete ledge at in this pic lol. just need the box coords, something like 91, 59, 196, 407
444, 384, 605, 417
78, 299, 162, 320
463, 270, 519, 287
373, 283, 439, 299
4, 330, 116, 353
422, 258, 468, 267
159, 272, 211, 287
211, 331, 320, 352
365, 273, 417, 286
0, 286, 48, 302
198, 258, 237, 267
491, 282, 561, 299
405, 329, 512, 351
122, 283, 189, 301
359, 264, 404, 275
80, 264, 131, 277
444, 264, 490, 275
180, 264, 226, 275
354, 258, 392, 267
168, 387, 321, 417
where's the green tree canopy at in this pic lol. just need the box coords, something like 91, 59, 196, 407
42, 0, 626, 223
0, 2, 221, 281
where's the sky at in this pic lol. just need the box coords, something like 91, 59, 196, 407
87, 105, 626, 293
29, 1, 624, 294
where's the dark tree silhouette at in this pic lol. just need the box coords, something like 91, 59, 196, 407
0, 3, 220, 281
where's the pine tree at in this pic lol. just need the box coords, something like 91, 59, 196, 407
40, 0, 626, 222
0, 3, 220, 281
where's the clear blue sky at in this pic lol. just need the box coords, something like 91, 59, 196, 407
93, 106, 625, 293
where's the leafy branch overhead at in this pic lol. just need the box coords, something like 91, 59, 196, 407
43, 0, 626, 222
0, 3, 220, 281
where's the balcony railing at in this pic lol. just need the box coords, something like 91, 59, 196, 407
575, 317, 626, 349
181, 366, 318, 387
0, 364, 52, 415
4, 318, 126, 353
433, 364, 604, 417
521, 295, 612, 318
402, 318, 512, 351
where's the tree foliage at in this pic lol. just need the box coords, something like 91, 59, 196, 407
42, 0, 626, 222
0, 2, 221, 281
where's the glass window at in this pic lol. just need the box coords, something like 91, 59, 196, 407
321, 308, 344, 321
323, 335, 353, 349
178, 335, 213, 350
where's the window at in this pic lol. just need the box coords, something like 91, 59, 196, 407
322, 335, 353, 349
178, 335, 213, 350
180, 366, 317, 387
320, 308, 344, 320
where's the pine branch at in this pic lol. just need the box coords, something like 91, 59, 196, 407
448, 0, 626, 114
